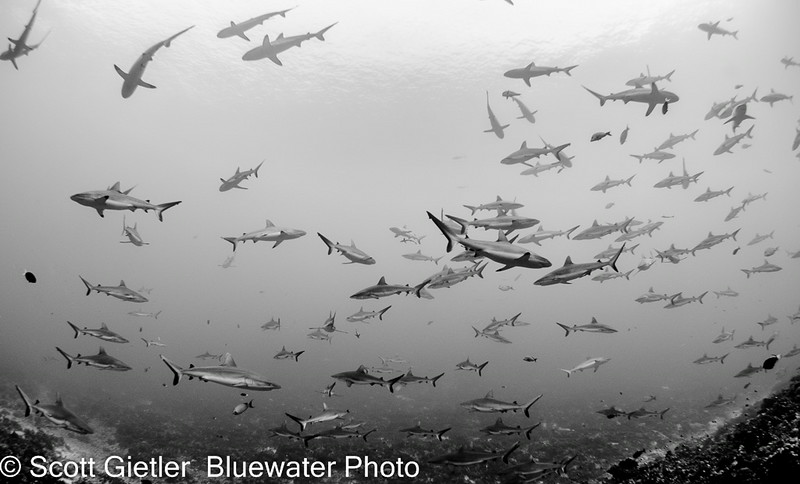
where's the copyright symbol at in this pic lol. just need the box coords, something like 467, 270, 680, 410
0, 456, 21, 478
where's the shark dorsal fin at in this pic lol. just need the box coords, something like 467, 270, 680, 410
220, 353, 237, 367
377, 276, 387, 285
109, 181, 122, 192
265, 220, 275, 227
526, 61, 535, 69
650, 83, 659, 95
100, 322, 109, 330
591, 317, 598, 324
281, 346, 286, 351
119, 280, 126, 287
648, 287, 654, 292
495, 417, 503, 424
98, 346, 107, 355
591, 220, 598, 226
323, 402, 328, 410
563, 256, 573, 266
277, 33, 284, 39
485, 390, 494, 398
407, 370, 414, 377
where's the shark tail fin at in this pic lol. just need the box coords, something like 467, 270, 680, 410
665, 69, 676, 81
660, 408, 671, 420
388, 373, 404, 394
318, 233, 335, 255
154, 311, 161, 320
285, 412, 307, 431
159, 355, 183, 386
55, 347, 74, 369
561, 368, 572, 378
15, 385, 33, 417
721, 353, 729, 364
315, 22, 337, 41
431, 372, 445, 388
502, 442, 521, 464
698, 291, 708, 303
427, 211, 458, 253
155, 201, 181, 222
556, 322, 571, 337
67, 321, 81, 339
732, 31, 738, 39
302, 435, 314, 448
565, 225, 580, 239
583, 86, 607, 106
524, 394, 543, 418
626, 174, 636, 185
222, 237, 238, 252
741, 269, 750, 278
476, 262, 487, 279
436, 427, 451, 441
630, 154, 644, 163
472, 326, 480, 338
362, 429, 376, 442
477, 361, 489, 377
463, 205, 478, 216
559, 455, 578, 476
79, 276, 94, 296
378, 306, 391, 320
563, 65, 578, 76
293, 351, 305, 362
413, 279, 430, 299
525, 422, 541, 440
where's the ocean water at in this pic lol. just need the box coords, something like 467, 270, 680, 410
1, 0, 799, 482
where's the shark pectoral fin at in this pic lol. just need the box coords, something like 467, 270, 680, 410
272, 239, 284, 248
645, 103, 656, 116
268, 54, 283, 66
114, 64, 128, 80
237, 32, 250, 42
138, 79, 156, 89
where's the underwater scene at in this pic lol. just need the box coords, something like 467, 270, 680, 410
1, 0, 799, 482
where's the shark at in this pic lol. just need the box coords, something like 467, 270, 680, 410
693, 353, 729, 365
500, 141, 570, 166
556, 317, 617, 336
734, 363, 763, 378
242, 23, 337, 65
653, 159, 703, 189
396, 370, 445, 388
713, 327, 735, 344
447, 213, 540, 235
15, 385, 94, 434
627, 407, 670, 419
626, 66, 675, 88
480, 418, 540, 440
219, 161, 264, 191
695, 186, 734, 202
141, 338, 167, 348
748, 232, 775, 246
511, 97, 537, 123
460, 391, 543, 417
222, 219, 306, 250
723, 103, 754, 132
656, 243, 691, 263
268, 422, 305, 443
596, 406, 628, 419
128, 310, 161, 319
572, 219, 633, 240
346, 306, 391, 322
429, 442, 519, 467
195, 351, 223, 360
472, 327, 512, 344
464, 196, 524, 215
706, 394, 736, 408
781, 56, 800, 69
114, 26, 194, 98
274, 346, 305, 361
56, 346, 132, 371
630, 148, 676, 163
518, 225, 579, 245
698, 21, 738, 40
302, 426, 375, 448
742, 260, 782, 278
121, 216, 148, 246
534, 245, 625, 286
1, 0, 50, 70
657, 129, 699, 150
455, 358, 488, 376
318, 233, 375, 264
714, 126, 753, 156
400, 424, 451, 441
594, 243, 638, 260
635, 287, 674, 304
66, 321, 129, 343
402, 250, 443, 265
330, 365, 404, 392
71, 182, 181, 221
591, 175, 635, 193
307, 328, 333, 343
504, 61, 578, 86
286, 402, 349, 431
560, 357, 610, 377
427, 212, 551, 271
726, 204, 744, 222
483, 91, 509, 139
735, 335, 776, 351
691, 229, 740, 255
498, 455, 578, 480
261, 317, 281, 331
713, 287, 739, 298
584, 83, 679, 116
741, 191, 768, 208
160, 353, 281, 391
79, 277, 148, 303
217, 8, 294, 41
350, 276, 428, 299
663, 291, 708, 309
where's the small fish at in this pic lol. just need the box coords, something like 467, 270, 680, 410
502, 90, 520, 99
24, 271, 37, 283
523, 356, 538, 362
762, 354, 780, 370
233, 400, 254, 415
590, 131, 611, 142
620, 125, 629, 144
